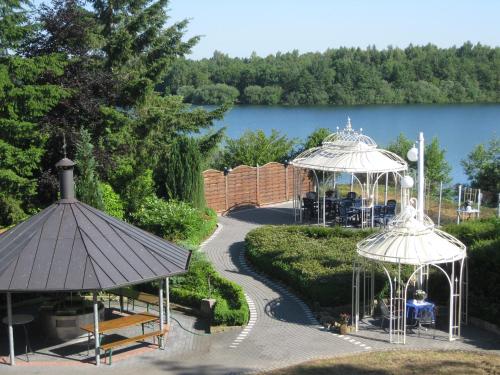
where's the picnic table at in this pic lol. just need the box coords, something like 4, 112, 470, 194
81, 312, 167, 365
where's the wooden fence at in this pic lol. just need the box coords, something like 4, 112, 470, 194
203, 162, 311, 213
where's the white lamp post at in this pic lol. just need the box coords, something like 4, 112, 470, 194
407, 132, 424, 223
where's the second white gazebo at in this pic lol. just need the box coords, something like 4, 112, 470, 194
291, 118, 408, 226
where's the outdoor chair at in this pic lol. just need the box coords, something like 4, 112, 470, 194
346, 191, 357, 200
373, 205, 385, 226
384, 200, 397, 224
338, 203, 358, 227
302, 197, 318, 219
379, 299, 403, 330
415, 308, 436, 338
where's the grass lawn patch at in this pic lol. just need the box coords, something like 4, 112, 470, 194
262, 350, 500, 375
245, 226, 374, 307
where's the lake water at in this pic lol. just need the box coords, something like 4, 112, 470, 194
213, 104, 499, 183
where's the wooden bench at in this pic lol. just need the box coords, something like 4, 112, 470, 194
100, 326, 169, 365
109, 289, 159, 312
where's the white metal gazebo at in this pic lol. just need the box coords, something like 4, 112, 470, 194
352, 133, 468, 344
291, 118, 408, 226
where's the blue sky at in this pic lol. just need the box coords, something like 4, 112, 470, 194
30, 0, 499, 59
167, 0, 499, 59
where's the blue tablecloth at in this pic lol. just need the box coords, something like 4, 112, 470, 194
406, 300, 435, 321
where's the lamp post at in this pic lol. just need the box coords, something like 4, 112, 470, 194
407, 132, 424, 223
407, 132, 425, 289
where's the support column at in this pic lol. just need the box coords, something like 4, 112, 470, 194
7, 293, 15, 366
166, 277, 170, 326
159, 279, 165, 349
93, 292, 100, 366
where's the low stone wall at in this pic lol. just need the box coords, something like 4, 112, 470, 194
203, 162, 311, 213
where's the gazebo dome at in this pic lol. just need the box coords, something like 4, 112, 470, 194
291, 118, 408, 173
357, 205, 466, 265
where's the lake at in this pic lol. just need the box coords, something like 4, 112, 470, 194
213, 104, 499, 183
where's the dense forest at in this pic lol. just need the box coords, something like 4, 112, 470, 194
159, 44, 500, 105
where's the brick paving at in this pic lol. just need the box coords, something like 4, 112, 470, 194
3, 202, 500, 374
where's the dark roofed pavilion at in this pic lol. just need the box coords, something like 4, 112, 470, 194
0, 157, 192, 366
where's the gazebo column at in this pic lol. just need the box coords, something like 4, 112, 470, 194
158, 279, 165, 349
93, 291, 100, 366
7, 293, 15, 366
166, 277, 170, 326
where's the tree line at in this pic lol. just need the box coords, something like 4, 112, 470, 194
160, 44, 500, 105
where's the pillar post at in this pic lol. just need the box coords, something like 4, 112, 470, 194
159, 279, 165, 349
93, 291, 100, 366
7, 293, 15, 366
166, 277, 170, 326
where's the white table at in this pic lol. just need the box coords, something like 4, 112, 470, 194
2, 314, 34, 362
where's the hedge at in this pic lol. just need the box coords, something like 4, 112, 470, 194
170, 253, 249, 326
245, 225, 374, 307
444, 218, 500, 326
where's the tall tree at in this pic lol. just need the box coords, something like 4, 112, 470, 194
75, 128, 104, 209
0, 0, 68, 225
461, 137, 499, 198
386, 133, 452, 187
153, 136, 205, 209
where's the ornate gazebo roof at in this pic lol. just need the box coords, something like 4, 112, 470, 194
357, 204, 466, 265
291, 118, 408, 173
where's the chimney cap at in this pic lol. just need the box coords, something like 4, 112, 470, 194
55, 158, 75, 168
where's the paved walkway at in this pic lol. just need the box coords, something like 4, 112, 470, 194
5, 202, 500, 374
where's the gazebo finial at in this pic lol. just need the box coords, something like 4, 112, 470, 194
346, 116, 352, 131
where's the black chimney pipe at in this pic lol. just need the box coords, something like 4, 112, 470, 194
55, 158, 76, 200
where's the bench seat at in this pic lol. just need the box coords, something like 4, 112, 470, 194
101, 326, 169, 365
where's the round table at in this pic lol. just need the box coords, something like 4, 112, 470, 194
2, 314, 34, 362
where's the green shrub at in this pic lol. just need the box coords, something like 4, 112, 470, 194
131, 196, 216, 246
100, 183, 125, 219
245, 225, 374, 307
444, 218, 500, 326
0, 195, 26, 226
170, 252, 249, 326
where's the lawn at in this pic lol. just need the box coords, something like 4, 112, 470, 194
263, 350, 500, 375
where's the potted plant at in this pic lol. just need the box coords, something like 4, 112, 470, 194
338, 312, 351, 335
414, 289, 427, 301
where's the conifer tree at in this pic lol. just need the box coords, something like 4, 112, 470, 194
0, 0, 67, 225
153, 136, 205, 209
75, 128, 104, 209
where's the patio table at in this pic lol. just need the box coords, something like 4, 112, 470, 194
2, 314, 34, 362
81, 312, 159, 354
406, 300, 435, 323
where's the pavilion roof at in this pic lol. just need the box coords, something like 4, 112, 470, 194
0, 200, 191, 292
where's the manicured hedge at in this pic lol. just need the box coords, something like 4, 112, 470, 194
444, 218, 500, 326
245, 225, 374, 307
170, 252, 249, 326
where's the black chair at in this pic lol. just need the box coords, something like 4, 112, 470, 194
384, 200, 397, 224
302, 197, 318, 219
338, 202, 358, 227
346, 191, 357, 200
373, 205, 385, 227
